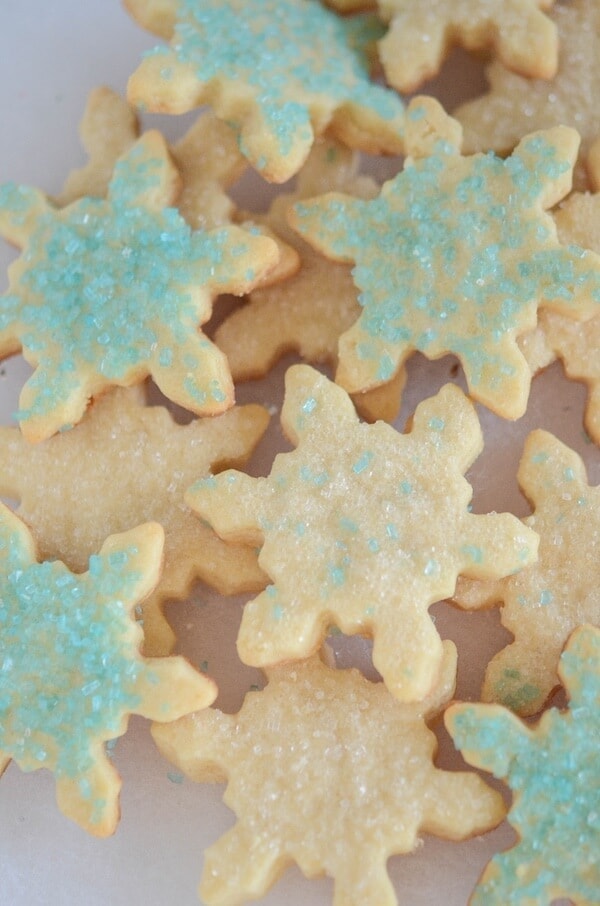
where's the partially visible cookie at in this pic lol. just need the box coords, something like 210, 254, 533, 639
57, 87, 139, 205
126, 0, 405, 182
446, 624, 600, 906
215, 137, 405, 422
456, 0, 600, 190
153, 645, 505, 906
0, 131, 279, 441
528, 143, 600, 444
289, 97, 600, 419
377, 0, 557, 93
187, 364, 538, 702
454, 430, 600, 716
0, 505, 216, 836
0, 387, 269, 655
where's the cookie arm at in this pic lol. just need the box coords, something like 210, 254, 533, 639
445, 702, 529, 778
151, 709, 235, 783
423, 768, 506, 839
185, 471, 265, 546
518, 429, 588, 508
200, 824, 284, 906
288, 193, 367, 263
135, 656, 217, 720
0, 184, 49, 247
123, 0, 178, 38
55, 747, 121, 837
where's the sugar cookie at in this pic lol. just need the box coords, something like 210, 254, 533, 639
0, 387, 269, 656
289, 97, 600, 419
446, 624, 600, 906
0, 504, 216, 836
153, 645, 505, 906
377, 0, 558, 93
0, 131, 278, 440
126, 0, 405, 182
187, 364, 538, 701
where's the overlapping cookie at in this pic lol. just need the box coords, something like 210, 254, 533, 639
0, 387, 269, 655
456, 0, 600, 189
187, 364, 538, 702
0, 503, 216, 836
376, 0, 558, 93
215, 137, 405, 422
0, 131, 279, 441
526, 142, 600, 444
454, 430, 600, 717
126, 0, 405, 182
153, 645, 505, 905
289, 97, 600, 419
446, 624, 600, 905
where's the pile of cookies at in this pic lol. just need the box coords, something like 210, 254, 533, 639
0, 2, 599, 904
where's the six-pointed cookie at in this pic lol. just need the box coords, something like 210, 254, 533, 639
187, 364, 538, 701
289, 98, 600, 418
126, 0, 405, 182
0, 131, 278, 440
153, 645, 505, 906
0, 503, 216, 836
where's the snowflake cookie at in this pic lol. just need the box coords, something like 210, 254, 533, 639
0, 131, 278, 441
0, 388, 268, 656
454, 429, 600, 716
456, 0, 600, 190
126, 0, 405, 182
376, 0, 558, 93
153, 645, 505, 906
186, 364, 538, 701
289, 97, 600, 419
446, 624, 600, 905
0, 504, 216, 836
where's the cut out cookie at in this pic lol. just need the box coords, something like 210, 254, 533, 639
456, 0, 600, 190
527, 143, 600, 443
0, 504, 216, 836
0, 387, 268, 656
215, 137, 405, 422
289, 97, 600, 419
454, 430, 600, 716
187, 364, 538, 701
153, 646, 505, 906
377, 0, 558, 93
446, 624, 600, 906
0, 132, 279, 441
126, 0, 405, 182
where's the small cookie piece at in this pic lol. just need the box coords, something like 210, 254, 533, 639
57, 87, 139, 205
215, 137, 405, 422
0, 387, 269, 656
153, 645, 505, 906
289, 98, 600, 419
0, 504, 216, 837
126, 0, 405, 183
187, 364, 538, 702
0, 131, 279, 441
377, 0, 558, 93
454, 430, 600, 717
456, 0, 600, 190
446, 624, 600, 906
